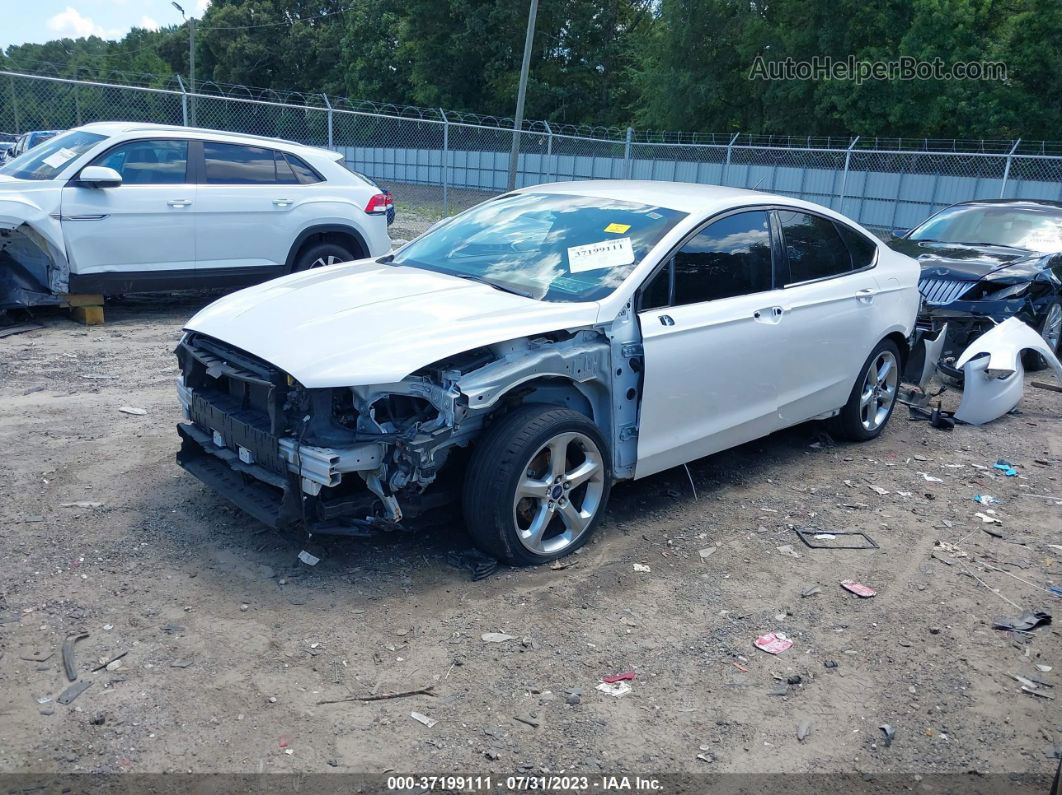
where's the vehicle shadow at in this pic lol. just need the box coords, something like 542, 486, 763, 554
158, 418, 833, 600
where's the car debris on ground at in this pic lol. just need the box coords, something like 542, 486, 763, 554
795, 529, 878, 549
753, 632, 793, 654
595, 681, 632, 697
61, 632, 87, 681
446, 548, 498, 581
57, 680, 92, 705
409, 711, 437, 728
992, 611, 1051, 633
840, 580, 877, 598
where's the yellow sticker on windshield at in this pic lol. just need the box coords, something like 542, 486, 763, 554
604, 222, 631, 234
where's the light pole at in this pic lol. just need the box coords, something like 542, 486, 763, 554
172, 2, 196, 125
507, 0, 539, 190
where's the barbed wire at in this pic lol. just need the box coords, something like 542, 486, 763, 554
1, 63, 1059, 154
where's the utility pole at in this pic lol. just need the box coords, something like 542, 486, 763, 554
507, 0, 539, 190
172, 2, 196, 125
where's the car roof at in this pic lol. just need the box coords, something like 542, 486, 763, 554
517, 180, 834, 216
75, 121, 335, 158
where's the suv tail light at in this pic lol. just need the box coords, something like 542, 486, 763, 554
364, 193, 393, 215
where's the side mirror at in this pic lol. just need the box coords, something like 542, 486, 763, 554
79, 166, 123, 188
890, 228, 910, 240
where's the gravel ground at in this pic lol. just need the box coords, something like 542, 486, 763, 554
0, 296, 1060, 784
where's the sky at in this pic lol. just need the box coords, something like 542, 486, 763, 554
1, 0, 212, 50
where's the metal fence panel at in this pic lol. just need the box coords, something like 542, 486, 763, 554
3, 70, 1062, 235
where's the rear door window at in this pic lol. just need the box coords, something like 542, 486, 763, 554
204, 142, 279, 184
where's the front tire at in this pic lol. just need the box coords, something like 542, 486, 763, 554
828, 339, 901, 441
463, 405, 612, 566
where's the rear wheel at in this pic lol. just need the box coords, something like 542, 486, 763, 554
292, 241, 355, 273
828, 339, 901, 441
1022, 299, 1062, 371
463, 405, 611, 566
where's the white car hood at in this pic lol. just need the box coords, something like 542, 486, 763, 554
184, 260, 602, 388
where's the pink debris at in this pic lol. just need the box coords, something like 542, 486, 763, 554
753, 632, 793, 655
841, 580, 877, 598
602, 671, 636, 684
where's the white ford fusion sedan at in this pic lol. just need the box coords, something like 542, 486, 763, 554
175, 181, 920, 565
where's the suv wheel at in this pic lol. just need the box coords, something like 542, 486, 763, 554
828, 339, 901, 441
293, 241, 355, 272
463, 405, 611, 566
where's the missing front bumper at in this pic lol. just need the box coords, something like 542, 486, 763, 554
176, 422, 381, 534
177, 422, 302, 530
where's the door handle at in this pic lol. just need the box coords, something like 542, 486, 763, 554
856, 288, 876, 304
754, 307, 784, 323
658, 314, 675, 327
167, 199, 192, 208
273, 198, 293, 207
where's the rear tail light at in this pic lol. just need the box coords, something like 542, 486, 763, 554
364, 193, 393, 215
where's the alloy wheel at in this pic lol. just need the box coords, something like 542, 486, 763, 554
859, 349, 898, 432
310, 254, 343, 269
512, 431, 606, 556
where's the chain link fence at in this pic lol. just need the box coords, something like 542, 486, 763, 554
3, 70, 1062, 236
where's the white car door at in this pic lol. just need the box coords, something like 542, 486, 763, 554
773, 209, 882, 424
192, 141, 300, 279
635, 209, 785, 479
61, 138, 196, 284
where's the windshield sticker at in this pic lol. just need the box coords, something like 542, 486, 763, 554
41, 148, 77, 170
567, 237, 635, 273
604, 222, 631, 234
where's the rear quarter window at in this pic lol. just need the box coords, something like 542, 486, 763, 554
285, 153, 323, 184
836, 223, 878, 269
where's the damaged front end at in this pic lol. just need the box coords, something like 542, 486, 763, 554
0, 222, 68, 310
914, 258, 1061, 359
174, 328, 615, 543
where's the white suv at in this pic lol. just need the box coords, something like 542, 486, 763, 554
0, 122, 391, 309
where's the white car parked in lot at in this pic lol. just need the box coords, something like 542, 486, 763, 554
175, 181, 919, 565
0, 122, 391, 309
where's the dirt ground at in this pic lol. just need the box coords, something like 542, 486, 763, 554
0, 295, 1060, 785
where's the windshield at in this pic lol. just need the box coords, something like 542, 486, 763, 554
0, 130, 105, 181
392, 192, 687, 302
909, 204, 1062, 254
